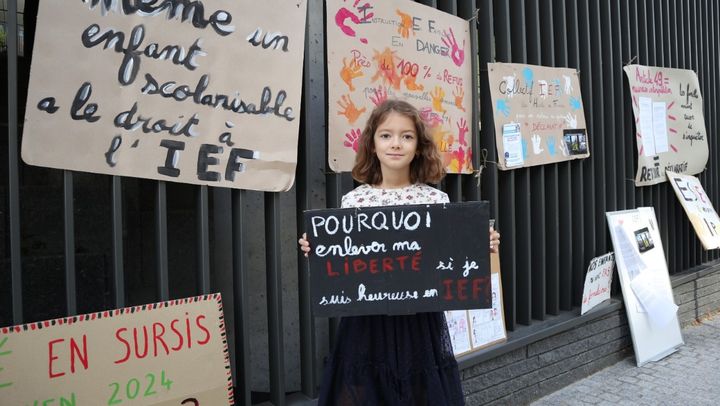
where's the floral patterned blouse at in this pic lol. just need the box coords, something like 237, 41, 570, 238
341, 183, 449, 208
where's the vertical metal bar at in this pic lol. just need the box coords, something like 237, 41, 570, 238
679, 0, 690, 270
64, 171, 77, 315
197, 185, 211, 293
601, 0, 617, 220
711, 0, 720, 263
526, 0, 546, 321
554, 0, 573, 311
612, 0, 626, 214
458, 2, 480, 202
232, 190, 251, 406
265, 192, 285, 406
541, 0, 559, 316
578, 0, 596, 304
7, 0, 23, 324
112, 176, 125, 308
296, 0, 325, 396
589, 0, 604, 256
478, 0, 498, 220
699, 0, 710, 265
494, 0, 516, 330
156, 181, 169, 300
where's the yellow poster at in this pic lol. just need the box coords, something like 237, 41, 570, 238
327, 0, 473, 174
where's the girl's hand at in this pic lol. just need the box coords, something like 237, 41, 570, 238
298, 233, 311, 257
489, 227, 501, 254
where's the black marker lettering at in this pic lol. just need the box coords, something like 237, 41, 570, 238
197, 144, 223, 181
158, 139, 185, 177
105, 135, 122, 167
71, 82, 101, 123
37, 97, 59, 114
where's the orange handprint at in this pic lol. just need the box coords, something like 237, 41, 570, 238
343, 128, 362, 152
404, 75, 424, 91
371, 48, 401, 89
369, 86, 388, 106
396, 9, 413, 39
453, 85, 465, 112
341, 57, 364, 91
431, 86, 446, 115
337, 95, 366, 124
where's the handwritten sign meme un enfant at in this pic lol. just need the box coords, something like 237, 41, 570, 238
22, 1, 307, 192
305, 202, 491, 317
326, 0, 474, 174
0, 294, 231, 405
623, 65, 709, 186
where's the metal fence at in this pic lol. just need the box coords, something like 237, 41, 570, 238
2, 0, 719, 405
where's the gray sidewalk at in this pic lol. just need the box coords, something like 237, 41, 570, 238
531, 312, 720, 406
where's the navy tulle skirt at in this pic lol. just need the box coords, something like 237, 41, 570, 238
318, 312, 465, 405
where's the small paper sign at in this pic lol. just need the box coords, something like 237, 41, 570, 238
305, 202, 490, 317
0, 294, 232, 405
581, 252, 615, 315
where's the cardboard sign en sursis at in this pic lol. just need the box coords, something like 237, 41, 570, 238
0, 294, 232, 405
22, 1, 307, 191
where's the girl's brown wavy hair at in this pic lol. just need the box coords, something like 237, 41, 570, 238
351, 99, 445, 185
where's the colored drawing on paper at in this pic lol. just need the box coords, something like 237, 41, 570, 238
327, 0, 473, 173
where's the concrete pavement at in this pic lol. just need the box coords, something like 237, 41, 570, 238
530, 312, 720, 406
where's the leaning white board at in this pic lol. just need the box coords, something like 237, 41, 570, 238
606, 207, 683, 366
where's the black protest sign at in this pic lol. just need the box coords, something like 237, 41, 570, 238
305, 202, 490, 317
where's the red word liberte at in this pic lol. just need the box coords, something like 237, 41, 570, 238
325, 252, 423, 277
47, 313, 210, 379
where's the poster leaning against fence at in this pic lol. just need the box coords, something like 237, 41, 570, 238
326, 0, 473, 174
623, 65, 708, 186
22, 0, 307, 192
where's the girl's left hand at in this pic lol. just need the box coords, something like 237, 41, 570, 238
489, 228, 500, 254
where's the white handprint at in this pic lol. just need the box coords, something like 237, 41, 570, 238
564, 113, 578, 129
531, 134, 544, 154
502, 75, 517, 98
563, 75, 573, 94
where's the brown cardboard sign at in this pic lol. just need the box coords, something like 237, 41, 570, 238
326, 0, 474, 174
488, 63, 590, 169
667, 171, 720, 249
0, 294, 232, 405
623, 65, 708, 186
22, 1, 307, 192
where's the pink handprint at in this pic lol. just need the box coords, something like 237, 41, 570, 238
370, 86, 388, 106
343, 128, 362, 152
441, 28, 465, 67
457, 118, 469, 146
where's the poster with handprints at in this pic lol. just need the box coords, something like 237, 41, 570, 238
21, 1, 307, 192
327, 0, 473, 174
623, 65, 708, 186
488, 63, 590, 169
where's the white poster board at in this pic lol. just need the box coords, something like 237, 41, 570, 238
606, 208, 683, 366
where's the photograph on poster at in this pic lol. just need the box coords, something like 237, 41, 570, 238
634, 227, 655, 253
563, 129, 588, 155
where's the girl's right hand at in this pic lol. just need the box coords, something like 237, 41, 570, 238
298, 233, 311, 257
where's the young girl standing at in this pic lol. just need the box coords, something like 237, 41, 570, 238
299, 100, 500, 405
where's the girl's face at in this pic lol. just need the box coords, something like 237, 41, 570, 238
373, 112, 418, 177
